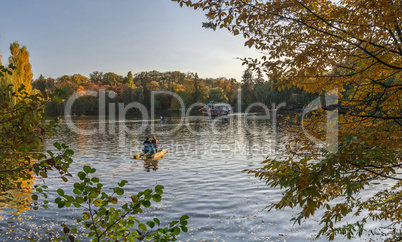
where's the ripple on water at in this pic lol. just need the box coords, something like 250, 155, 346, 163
0, 115, 391, 241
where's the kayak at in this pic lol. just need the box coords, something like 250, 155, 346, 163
146, 149, 168, 160
133, 149, 168, 160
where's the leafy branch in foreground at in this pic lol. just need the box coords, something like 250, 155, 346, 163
1, 65, 73, 216
47, 166, 189, 242
246, 134, 402, 240
173, 0, 401, 240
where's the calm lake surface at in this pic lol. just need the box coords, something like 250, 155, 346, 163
0, 112, 391, 241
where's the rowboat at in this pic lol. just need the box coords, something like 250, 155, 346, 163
133, 149, 168, 160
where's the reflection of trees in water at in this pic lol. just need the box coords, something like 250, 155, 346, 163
0, 173, 34, 216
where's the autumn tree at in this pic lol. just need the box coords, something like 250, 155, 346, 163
205, 87, 228, 103
8, 42, 33, 94
0, 65, 74, 218
32, 75, 55, 92
214, 77, 239, 105
173, 0, 402, 240
135, 72, 153, 108
89, 71, 103, 84
254, 81, 271, 105
55, 76, 78, 100
241, 68, 255, 108
102, 72, 123, 86
71, 73, 89, 85
124, 71, 135, 88
0, 42, 33, 99
192, 73, 202, 102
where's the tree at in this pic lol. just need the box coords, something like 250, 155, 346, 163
241, 68, 255, 108
173, 0, 402, 240
71, 73, 89, 85
102, 72, 123, 86
124, 71, 135, 88
254, 81, 271, 105
192, 73, 202, 103
55, 76, 78, 100
89, 71, 103, 84
0, 65, 74, 217
0, 42, 33, 100
205, 87, 228, 103
32, 75, 55, 92
8, 42, 33, 95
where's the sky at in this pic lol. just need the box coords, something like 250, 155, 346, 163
0, 0, 261, 82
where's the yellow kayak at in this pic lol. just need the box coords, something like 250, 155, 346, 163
133, 149, 168, 160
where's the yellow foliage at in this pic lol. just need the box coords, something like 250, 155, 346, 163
173, 0, 402, 239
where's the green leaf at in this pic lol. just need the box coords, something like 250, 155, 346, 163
58, 201, 65, 208
142, 200, 151, 208
109, 197, 118, 204
93, 199, 103, 207
77, 172, 86, 180
91, 177, 99, 183
153, 218, 160, 226
180, 225, 188, 233
118, 180, 128, 187
65, 149, 74, 155
39, 172, 48, 178
53, 142, 62, 150
31, 194, 38, 200
138, 224, 147, 231
152, 194, 162, 202
57, 189, 64, 196
171, 226, 180, 236
82, 212, 90, 220
170, 221, 179, 227
155, 185, 164, 190
155, 189, 163, 195
146, 221, 155, 228
144, 189, 152, 197
113, 187, 124, 196
83, 166, 91, 174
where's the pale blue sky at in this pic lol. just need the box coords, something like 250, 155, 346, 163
0, 0, 260, 81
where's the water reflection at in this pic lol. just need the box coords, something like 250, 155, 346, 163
0, 174, 34, 215
143, 158, 159, 172
1, 112, 348, 241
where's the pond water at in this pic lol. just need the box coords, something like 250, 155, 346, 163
0, 112, 391, 241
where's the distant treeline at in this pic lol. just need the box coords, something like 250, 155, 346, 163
0, 41, 316, 116
32, 68, 317, 116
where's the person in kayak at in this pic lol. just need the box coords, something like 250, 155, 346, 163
160, 116, 165, 123
151, 136, 158, 153
143, 137, 153, 154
